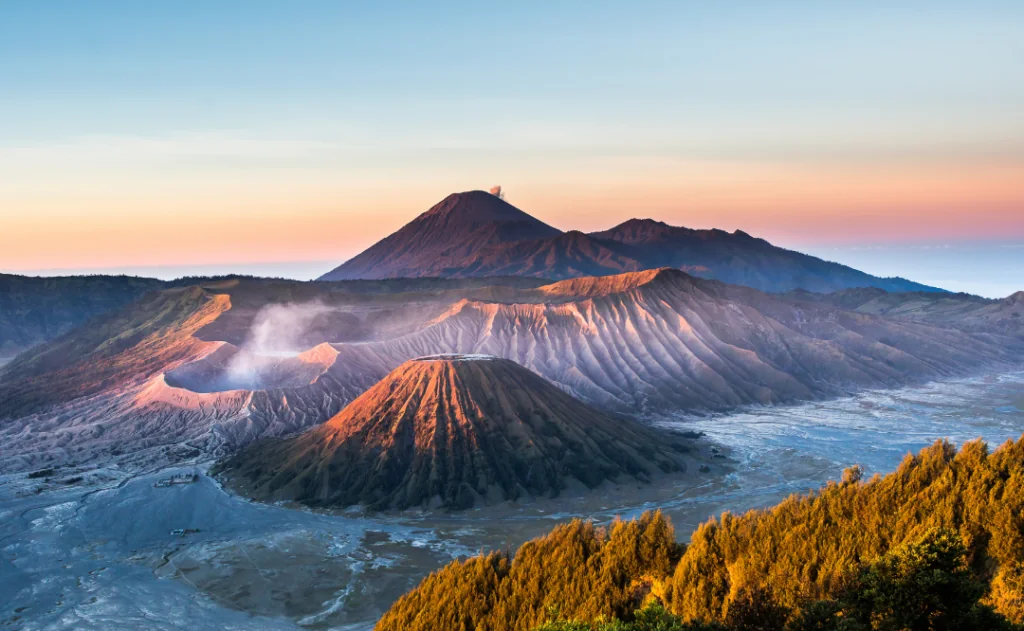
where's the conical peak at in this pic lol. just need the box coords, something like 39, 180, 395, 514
420, 190, 540, 224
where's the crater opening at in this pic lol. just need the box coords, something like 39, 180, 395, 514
165, 343, 338, 393
413, 353, 499, 363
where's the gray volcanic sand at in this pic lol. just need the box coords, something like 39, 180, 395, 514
4, 371, 1024, 630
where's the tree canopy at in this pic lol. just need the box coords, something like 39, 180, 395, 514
377, 437, 1024, 630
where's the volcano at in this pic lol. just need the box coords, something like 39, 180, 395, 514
319, 190, 562, 281
318, 191, 941, 293
215, 354, 696, 510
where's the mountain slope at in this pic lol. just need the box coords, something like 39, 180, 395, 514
0, 274, 165, 361
320, 191, 562, 280
591, 219, 940, 293
0, 287, 228, 419
2, 272, 1018, 474
314, 269, 1018, 413
318, 192, 940, 294
787, 287, 1024, 339
448, 230, 643, 279
217, 355, 697, 510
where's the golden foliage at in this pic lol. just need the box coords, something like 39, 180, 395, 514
666, 438, 1024, 623
377, 511, 681, 631
378, 437, 1024, 630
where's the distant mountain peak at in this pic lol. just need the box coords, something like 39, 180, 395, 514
618, 218, 671, 228
419, 190, 536, 224
555, 229, 594, 244
318, 191, 562, 281
319, 193, 944, 294
595, 218, 677, 240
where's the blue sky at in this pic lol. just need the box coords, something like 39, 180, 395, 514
1, 1, 1023, 295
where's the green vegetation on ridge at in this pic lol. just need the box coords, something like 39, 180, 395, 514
377, 437, 1024, 630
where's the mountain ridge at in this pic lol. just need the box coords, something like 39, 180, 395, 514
319, 191, 943, 294
0, 274, 166, 361
2, 272, 1021, 474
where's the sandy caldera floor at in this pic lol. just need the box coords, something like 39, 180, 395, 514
5, 371, 1024, 630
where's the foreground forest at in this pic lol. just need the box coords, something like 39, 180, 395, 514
377, 437, 1024, 630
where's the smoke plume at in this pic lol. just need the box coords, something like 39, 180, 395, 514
244, 300, 333, 354
225, 300, 334, 385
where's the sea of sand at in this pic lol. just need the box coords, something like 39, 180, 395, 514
3, 370, 1024, 630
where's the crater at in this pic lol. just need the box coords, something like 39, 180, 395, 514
165, 343, 338, 393
412, 353, 499, 363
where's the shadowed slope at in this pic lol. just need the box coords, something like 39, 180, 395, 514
451, 230, 642, 279
0, 274, 166, 360
320, 191, 562, 280
318, 192, 940, 293
591, 219, 941, 293
788, 286, 1024, 340
217, 355, 696, 510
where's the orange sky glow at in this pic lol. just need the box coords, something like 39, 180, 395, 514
3, 158, 1022, 274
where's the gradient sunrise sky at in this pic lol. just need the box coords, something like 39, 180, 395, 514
2, 2, 1023, 295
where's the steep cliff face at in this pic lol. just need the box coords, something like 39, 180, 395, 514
0, 287, 230, 419
217, 355, 695, 510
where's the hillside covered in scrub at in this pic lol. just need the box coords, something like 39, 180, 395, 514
376, 437, 1024, 630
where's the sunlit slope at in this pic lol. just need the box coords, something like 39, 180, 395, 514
377, 438, 1024, 630
217, 355, 698, 510
327, 269, 1020, 413
0, 287, 229, 418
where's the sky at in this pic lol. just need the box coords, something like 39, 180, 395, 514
1, 2, 1023, 296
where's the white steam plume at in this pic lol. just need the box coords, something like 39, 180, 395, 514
244, 300, 333, 354
225, 300, 334, 386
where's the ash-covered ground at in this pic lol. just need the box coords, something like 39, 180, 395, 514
3, 371, 1024, 630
